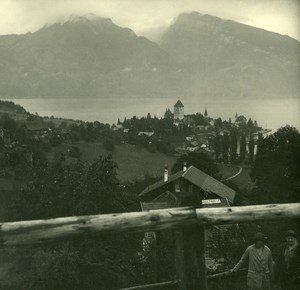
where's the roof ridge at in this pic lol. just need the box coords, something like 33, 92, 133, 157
182, 165, 193, 177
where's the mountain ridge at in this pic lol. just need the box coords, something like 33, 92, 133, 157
0, 12, 299, 99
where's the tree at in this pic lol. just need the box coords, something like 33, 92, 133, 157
251, 126, 300, 204
9, 155, 149, 290
222, 133, 230, 164
171, 152, 220, 179
248, 135, 255, 163
240, 135, 246, 162
214, 117, 223, 129
214, 133, 221, 161
230, 132, 237, 163
1, 114, 17, 140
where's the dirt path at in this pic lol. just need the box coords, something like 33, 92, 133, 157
222, 166, 243, 181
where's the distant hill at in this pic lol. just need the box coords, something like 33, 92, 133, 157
159, 12, 300, 99
0, 12, 299, 99
0, 14, 183, 98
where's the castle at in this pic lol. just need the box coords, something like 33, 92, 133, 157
173, 100, 184, 120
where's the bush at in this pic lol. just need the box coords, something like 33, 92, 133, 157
69, 146, 82, 159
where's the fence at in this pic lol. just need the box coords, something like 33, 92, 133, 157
1, 203, 300, 289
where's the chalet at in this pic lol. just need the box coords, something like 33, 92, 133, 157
185, 141, 199, 152
140, 165, 235, 208
111, 124, 119, 131
140, 164, 237, 261
196, 125, 210, 131
138, 131, 155, 137
116, 123, 124, 130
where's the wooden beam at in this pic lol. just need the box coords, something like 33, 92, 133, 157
0, 203, 300, 246
116, 280, 177, 290
0, 207, 196, 246
195, 203, 300, 225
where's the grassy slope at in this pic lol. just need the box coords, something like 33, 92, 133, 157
50, 142, 177, 182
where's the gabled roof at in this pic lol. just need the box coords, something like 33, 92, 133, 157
174, 100, 184, 108
141, 191, 179, 211
139, 166, 236, 203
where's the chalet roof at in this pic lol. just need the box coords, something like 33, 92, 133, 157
140, 166, 236, 203
141, 191, 179, 211
174, 100, 184, 108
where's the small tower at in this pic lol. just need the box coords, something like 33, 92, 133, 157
204, 107, 208, 117
173, 100, 184, 120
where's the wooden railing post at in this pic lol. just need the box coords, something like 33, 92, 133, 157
174, 193, 207, 290
175, 224, 207, 290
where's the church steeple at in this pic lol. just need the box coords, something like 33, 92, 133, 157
204, 107, 208, 117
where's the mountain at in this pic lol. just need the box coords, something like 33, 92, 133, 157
0, 14, 184, 98
0, 12, 299, 99
159, 12, 300, 99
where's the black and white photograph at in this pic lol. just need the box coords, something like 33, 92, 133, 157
0, 1, 299, 289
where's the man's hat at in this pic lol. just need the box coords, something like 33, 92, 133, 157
285, 230, 297, 238
254, 232, 267, 242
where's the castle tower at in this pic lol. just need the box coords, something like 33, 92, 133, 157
173, 100, 184, 120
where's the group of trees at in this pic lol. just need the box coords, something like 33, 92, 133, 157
251, 126, 300, 204
214, 132, 256, 164
2, 155, 158, 290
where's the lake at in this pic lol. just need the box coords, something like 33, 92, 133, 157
2, 97, 300, 132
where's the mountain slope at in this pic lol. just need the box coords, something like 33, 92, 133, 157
0, 12, 299, 99
0, 15, 183, 97
159, 12, 300, 99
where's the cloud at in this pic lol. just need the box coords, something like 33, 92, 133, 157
0, 0, 299, 40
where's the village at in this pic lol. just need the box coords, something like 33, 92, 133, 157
0, 99, 271, 176
111, 99, 271, 162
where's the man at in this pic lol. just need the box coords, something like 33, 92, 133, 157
275, 230, 300, 290
231, 232, 274, 290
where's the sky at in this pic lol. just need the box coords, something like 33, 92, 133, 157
0, 0, 299, 41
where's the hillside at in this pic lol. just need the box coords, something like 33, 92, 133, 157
159, 12, 300, 99
0, 13, 299, 99
49, 142, 176, 182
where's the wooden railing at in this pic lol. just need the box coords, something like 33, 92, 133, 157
1, 203, 300, 289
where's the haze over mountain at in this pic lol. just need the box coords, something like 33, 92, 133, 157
0, 12, 299, 99
160, 12, 300, 99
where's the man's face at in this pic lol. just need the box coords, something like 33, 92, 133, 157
255, 240, 264, 248
286, 236, 296, 246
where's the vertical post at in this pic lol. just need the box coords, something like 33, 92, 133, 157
155, 231, 161, 283
174, 192, 207, 290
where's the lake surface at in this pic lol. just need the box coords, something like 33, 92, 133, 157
2, 97, 300, 132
